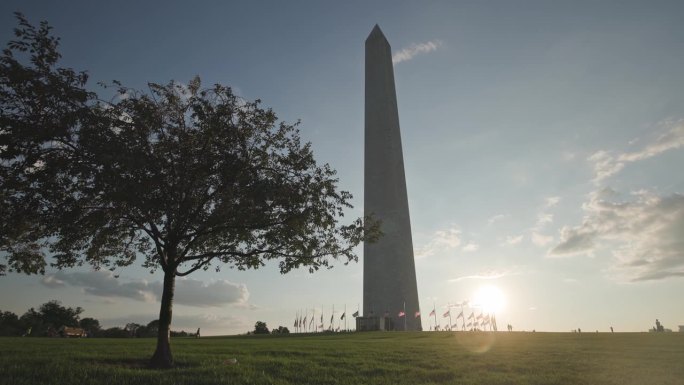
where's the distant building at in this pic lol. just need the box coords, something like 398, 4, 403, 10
679, 325, 684, 333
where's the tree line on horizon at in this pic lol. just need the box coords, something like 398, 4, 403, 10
0, 300, 195, 338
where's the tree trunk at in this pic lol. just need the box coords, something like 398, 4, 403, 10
150, 269, 176, 368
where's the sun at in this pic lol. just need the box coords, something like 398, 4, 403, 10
473, 285, 506, 314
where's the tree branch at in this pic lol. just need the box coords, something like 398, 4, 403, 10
175, 257, 214, 277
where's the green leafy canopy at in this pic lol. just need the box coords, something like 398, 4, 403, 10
0, 12, 379, 278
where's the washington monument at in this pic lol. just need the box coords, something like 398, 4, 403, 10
363, 25, 421, 331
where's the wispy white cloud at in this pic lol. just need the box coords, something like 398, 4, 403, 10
531, 232, 554, 246
41, 275, 65, 288
41, 271, 250, 307
527, 197, 560, 248
536, 213, 553, 226
588, 150, 625, 183
545, 197, 561, 208
448, 269, 515, 282
462, 242, 479, 252
550, 188, 684, 281
618, 121, 684, 162
173, 278, 249, 308
414, 227, 462, 258
589, 120, 684, 183
504, 235, 524, 245
392, 40, 442, 64
487, 214, 506, 225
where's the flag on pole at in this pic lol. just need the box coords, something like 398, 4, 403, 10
414, 311, 420, 318
456, 311, 464, 319
303, 315, 307, 327
443, 310, 450, 318
294, 318, 297, 328
330, 314, 334, 324
309, 316, 314, 328
352, 311, 359, 317
398, 311, 405, 317
477, 312, 483, 320
429, 309, 436, 317
320, 313, 323, 322
468, 312, 474, 320
340, 312, 345, 320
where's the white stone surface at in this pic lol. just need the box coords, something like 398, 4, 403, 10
363, 25, 421, 331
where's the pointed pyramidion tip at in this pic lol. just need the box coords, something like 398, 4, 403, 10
366, 24, 387, 43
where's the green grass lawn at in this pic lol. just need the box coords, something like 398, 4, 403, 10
1, 332, 682, 385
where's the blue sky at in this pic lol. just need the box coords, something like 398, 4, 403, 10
1, 1, 683, 334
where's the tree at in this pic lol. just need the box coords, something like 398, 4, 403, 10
37, 300, 82, 328
18, 300, 83, 336
0, 14, 378, 368
125, 322, 143, 337
79, 317, 101, 336
18, 308, 42, 336
271, 325, 290, 334
253, 321, 270, 334
144, 320, 160, 337
101, 327, 129, 338
0, 310, 23, 336
16, 301, 81, 336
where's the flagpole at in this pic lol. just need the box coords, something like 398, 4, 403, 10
345, 304, 347, 331
433, 302, 437, 331
449, 308, 452, 331
403, 301, 407, 331
461, 303, 465, 331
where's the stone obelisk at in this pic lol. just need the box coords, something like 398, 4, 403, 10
363, 25, 421, 331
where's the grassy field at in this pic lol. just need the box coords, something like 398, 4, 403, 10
0, 332, 682, 385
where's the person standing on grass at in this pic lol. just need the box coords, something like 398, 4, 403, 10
196, 328, 201, 338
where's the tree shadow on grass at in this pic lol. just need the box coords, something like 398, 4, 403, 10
87, 358, 194, 370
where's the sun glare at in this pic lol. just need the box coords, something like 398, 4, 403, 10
473, 285, 506, 314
